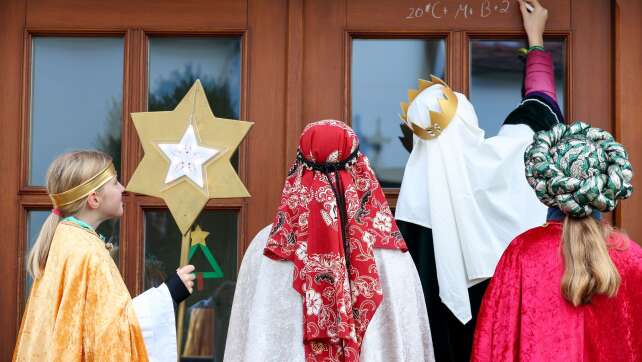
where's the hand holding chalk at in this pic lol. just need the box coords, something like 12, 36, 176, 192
518, 0, 548, 48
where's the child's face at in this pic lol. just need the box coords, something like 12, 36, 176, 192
97, 177, 125, 218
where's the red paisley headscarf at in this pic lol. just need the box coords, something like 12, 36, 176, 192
264, 120, 407, 361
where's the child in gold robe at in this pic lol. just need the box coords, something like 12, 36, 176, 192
13, 150, 195, 361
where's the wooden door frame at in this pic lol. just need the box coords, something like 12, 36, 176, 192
614, 0, 642, 240
1, 0, 26, 358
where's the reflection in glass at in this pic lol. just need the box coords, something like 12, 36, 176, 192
30, 37, 124, 185
470, 39, 565, 136
148, 37, 241, 117
97, 219, 120, 266
24, 211, 48, 300
351, 39, 446, 188
144, 210, 238, 362
23, 211, 119, 300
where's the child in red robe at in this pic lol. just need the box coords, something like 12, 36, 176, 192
472, 117, 641, 360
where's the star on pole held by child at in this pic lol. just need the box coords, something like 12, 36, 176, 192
126, 80, 253, 235
125, 80, 252, 350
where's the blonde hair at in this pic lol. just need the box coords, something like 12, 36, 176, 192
561, 216, 621, 306
27, 150, 113, 279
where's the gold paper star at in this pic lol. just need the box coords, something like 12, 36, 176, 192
190, 225, 209, 247
126, 80, 253, 234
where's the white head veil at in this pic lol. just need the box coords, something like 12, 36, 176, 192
395, 81, 547, 323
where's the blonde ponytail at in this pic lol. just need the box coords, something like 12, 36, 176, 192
561, 216, 620, 306
27, 150, 112, 279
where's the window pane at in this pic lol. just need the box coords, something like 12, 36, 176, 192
144, 210, 238, 361
97, 219, 120, 265
351, 39, 446, 188
148, 37, 241, 117
470, 39, 565, 137
30, 37, 124, 185
24, 211, 48, 300
23, 211, 120, 301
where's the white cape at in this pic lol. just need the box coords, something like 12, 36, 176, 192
395, 85, 548, 324
133, 283, 178, 362
224, 225, 435, 362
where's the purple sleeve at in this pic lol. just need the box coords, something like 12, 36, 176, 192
524, 50, 557, 101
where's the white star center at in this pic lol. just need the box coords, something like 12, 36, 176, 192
158, 124, 219, 188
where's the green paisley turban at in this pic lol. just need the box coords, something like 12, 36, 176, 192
524, 121, 633, 217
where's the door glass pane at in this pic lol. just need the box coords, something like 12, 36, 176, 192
97, 219, 120, 265
351, 38, 446, 188
470, 39, 565, 137
30, 37, 124, 185
24, 210, 48, 300
144, 210, 238, 361
148, 37, 241, 117
24, 211, 120, 301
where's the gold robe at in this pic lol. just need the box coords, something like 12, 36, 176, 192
13, 221, 149, 361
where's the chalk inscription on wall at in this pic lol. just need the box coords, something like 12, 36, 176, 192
405, 0, 512, 20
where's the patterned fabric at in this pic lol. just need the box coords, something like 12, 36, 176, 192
525, 121, 633, 217
264, 120, 407, 362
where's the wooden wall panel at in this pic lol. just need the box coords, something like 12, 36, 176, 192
285, 0, 305, 166
347, 0, 571, 31
615, 0, 642, 242
303, 0, 347, 124
0, 0, 26, 359
27, 0, 246, 29
568, 0, 612, 133
245, 0, 288, 243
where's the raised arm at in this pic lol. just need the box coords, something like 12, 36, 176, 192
519, 0, 557, 100
503, 0, 562, 131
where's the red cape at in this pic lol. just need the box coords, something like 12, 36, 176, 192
472, 221, 642, 361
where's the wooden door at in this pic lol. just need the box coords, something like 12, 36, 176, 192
2, 0, 641, 360
0, 0, 289, 360
296, 0, 613, 212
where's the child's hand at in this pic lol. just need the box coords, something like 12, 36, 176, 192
518, 0, 548, 48
177, 264, 196, 294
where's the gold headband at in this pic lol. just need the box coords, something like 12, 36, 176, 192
399, 75, 458, 140
49, 163, 117, 208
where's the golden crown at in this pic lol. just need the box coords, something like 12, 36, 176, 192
400, 75, 458, 140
